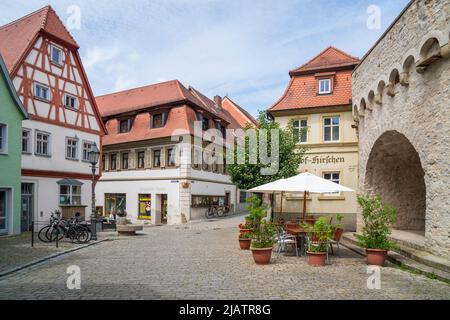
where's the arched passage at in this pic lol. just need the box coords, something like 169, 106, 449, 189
365, 131, 426, 232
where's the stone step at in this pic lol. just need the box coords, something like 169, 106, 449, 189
342, 232, 450, 280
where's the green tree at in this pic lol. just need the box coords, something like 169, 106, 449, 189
227, 111, 305, 190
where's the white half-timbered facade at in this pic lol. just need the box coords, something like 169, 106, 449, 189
0, 6, 106, 230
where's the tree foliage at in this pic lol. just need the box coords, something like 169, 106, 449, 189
226, 111, 305, 190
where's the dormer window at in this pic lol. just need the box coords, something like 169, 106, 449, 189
119, 118, 132, 133
202, 117, 210, 130
150, 111, 168, 129
64, 93, 78, 110
51, 45, 63, 66
318, 78, 331, 94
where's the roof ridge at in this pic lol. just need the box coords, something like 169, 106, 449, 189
0, 5, 49, 30
290, 46, 359, 73
96, 80, 180, 98
223, 96, 257, 125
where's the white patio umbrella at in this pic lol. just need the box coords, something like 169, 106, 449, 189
248, 172, 354, 219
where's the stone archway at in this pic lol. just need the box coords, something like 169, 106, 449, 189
365, 131, 426, 233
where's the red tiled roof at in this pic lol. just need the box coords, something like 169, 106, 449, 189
269, 46, 359, 112
0, 5, 78, 73
96, 80, 208, 118
222, 96, 258, 127
97, 80, 252, 146
289, 46, 359, 76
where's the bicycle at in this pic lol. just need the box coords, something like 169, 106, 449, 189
38, 211, 92, 243
205, 205, 225, 219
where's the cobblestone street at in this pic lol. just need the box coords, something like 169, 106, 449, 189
0, 215, 449, 300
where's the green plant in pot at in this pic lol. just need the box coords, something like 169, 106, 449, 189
356, 195, 397, 266
238, 228, 253, 250
250, 221, 277, 265
302, 217, 332, 266
246, 195, 266, 230
333, 214, 344, 242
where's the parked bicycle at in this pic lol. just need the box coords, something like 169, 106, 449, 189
205, 205, 230, 219
38, 210, 92, 244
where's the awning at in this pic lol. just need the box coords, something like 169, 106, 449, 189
56, 178, 84, 186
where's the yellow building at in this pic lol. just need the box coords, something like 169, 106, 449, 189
267, 47, 360, 230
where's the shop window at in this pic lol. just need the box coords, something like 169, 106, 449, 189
191, 195, 226, 208
105, 193, 126, 217
138, 194, 152, 220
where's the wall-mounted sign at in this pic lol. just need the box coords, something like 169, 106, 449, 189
303, 155, 345, 165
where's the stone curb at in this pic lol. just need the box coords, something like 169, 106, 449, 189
0, 238, 110, 279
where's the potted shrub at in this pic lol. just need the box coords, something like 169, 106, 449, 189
250, 221, 277, 265
246, 195, 266, 230
333, 213, 344, 241
303, 217, 332, 266
356, 195, 397, 266
238, 229, 253, 250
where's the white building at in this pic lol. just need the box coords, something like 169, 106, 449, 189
95, 81, 256, 225
0, 6, 106, 230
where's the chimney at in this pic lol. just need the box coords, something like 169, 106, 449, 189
214, 95, 222, 108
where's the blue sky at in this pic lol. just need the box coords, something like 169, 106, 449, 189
1, 0, 410, 117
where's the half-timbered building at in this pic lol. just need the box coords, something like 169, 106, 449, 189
0, 6, 106, 229
95, 81, 256, 225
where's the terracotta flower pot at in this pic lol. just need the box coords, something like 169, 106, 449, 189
238, 238, 251, 250
307, 251, 327, 266
366, 248, 388, 266
250, 247, 273, 265
333, 228, 344, 241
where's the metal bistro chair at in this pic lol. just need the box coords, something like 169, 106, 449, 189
275, 227, 299, 257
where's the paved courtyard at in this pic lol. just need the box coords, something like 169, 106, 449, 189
0, 215, 449, 299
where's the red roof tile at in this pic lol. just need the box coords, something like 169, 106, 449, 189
96, 80, 208, 118
222, 97, 258, 127
97, 80, 253, 146
0, 6, 78, 73
269, 47, 359, 112
289, 46, 359, 76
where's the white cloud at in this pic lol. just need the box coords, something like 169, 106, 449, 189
0, 0, 411, 117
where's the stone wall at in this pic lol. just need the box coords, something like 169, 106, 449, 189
352, 0, 450, 258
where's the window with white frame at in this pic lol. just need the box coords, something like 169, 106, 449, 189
35, 131, 50, 156
293, 119, 308, 143
51, 45, 63, 65
59, 185, 81, 205
323, 172, 340, 195
22, 129, 31, 153
64, 93, 78, 109
34, 83, 50, 101
318, 78, 331, 94
0, 124, 7, 154
323, 116, 340, 142
66, 138, 78, 160
82, 141, 94, 162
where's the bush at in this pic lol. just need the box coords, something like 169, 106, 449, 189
302, 216, 333, 253
356, 195, 397, 250
250, 221, 277, 248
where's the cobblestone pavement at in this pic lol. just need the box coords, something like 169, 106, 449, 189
0, 215, 449, 299
0, 231, 108, 274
